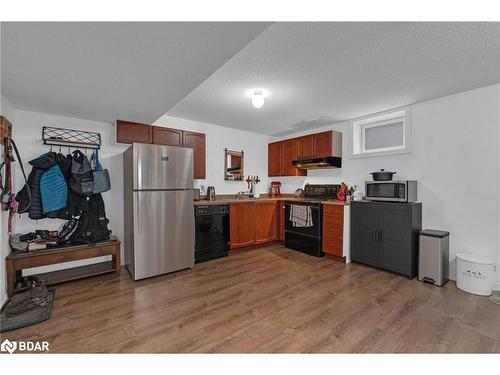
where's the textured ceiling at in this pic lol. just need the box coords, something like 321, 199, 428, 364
1, 22, 271, 123
167, 22, 500, 135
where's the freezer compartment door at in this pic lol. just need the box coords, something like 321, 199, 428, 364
133, 190, 194, 280
133, 143, 194, 190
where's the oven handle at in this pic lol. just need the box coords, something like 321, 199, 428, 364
284, 202, 321, 211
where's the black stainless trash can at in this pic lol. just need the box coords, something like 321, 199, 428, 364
418, 229, 450, 286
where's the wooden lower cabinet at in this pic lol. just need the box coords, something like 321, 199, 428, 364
277, 200, 285, 241
230, 200, 282, 249
255, 201, 278, 244
230, 202, 255, 249
322, 205, 344, 257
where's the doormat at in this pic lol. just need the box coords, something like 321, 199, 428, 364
0, 288, 55, 332
489, 290, 500, 305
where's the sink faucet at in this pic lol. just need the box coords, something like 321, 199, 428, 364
236, 191, 250, 199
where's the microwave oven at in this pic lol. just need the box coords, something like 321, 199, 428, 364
365, 180, 417, 202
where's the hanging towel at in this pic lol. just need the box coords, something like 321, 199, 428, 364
289, 204, 313, 227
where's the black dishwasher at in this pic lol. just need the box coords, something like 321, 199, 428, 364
194, 204, 230, 263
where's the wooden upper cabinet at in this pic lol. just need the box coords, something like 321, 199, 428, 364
268, 130, 343, 177
116, 120, 152, 144
255, 201, 278, 244
268, 142, 283, 177
117, 120, 207, 179
182, 131, 206, 180
282, 139, 306, 176
152, 126, 183, 146
297, 134, 314, 159
313, 130, 333, 157
230, 202, 256, 249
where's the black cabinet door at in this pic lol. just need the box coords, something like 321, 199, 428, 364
351, 202, 378, 267
377, 205, 410, 275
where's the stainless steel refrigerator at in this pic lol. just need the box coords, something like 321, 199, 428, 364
123, 143, 195, 280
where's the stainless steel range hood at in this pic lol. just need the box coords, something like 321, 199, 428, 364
292, 156, 342, 170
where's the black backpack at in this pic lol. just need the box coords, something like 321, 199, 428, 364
71, 193, 111, 243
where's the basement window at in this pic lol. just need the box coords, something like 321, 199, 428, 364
349, 107, 411, 158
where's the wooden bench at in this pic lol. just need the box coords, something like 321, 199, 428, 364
6, 238, 121, 297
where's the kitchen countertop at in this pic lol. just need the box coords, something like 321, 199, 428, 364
194, 195, 351, 206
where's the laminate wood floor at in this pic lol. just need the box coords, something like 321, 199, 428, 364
2, 243, 499, 353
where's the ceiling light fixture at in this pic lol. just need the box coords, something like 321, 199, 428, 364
251, 90, 265, 109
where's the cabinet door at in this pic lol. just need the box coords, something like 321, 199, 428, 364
116, 120, 152, 144
322, 205, 344, 256
297, 135, 314, 159
255, 201, 278, 244
282, 138, 306, 176
378, 205, 410, 275
152, 126, 183, 146
230, 202, 255, 249
350, 202, 378, 267
268, 142, 283, 176
182, 131, 206, 179
313, 130, 332, 157
277, 201, 285, 241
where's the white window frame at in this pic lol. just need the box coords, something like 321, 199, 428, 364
349, 106, 411, 159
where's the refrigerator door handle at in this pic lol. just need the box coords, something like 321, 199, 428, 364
136, 195, 142, 236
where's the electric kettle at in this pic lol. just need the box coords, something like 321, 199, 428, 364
206, 186, 216, 201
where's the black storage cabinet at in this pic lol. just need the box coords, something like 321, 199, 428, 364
350, 201, 422, 278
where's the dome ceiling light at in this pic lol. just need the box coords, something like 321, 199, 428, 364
251, 90, 265, 109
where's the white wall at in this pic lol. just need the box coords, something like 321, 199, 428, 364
270, 84, 500, 285
153, 115, 269, 196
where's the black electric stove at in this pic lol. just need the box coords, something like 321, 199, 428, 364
284, 184, 340, 257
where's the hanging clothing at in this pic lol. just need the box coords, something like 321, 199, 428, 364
17, 152, 59, 220
40, 164, 67, 214
16, 151, 85, 220
69, 150, 94, 196
59, 153, 88, 217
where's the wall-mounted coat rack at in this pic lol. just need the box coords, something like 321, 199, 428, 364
42, 126, 101, 150
1, 115, 13, 146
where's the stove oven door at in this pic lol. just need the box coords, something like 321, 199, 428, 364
284, 201, 323, 257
